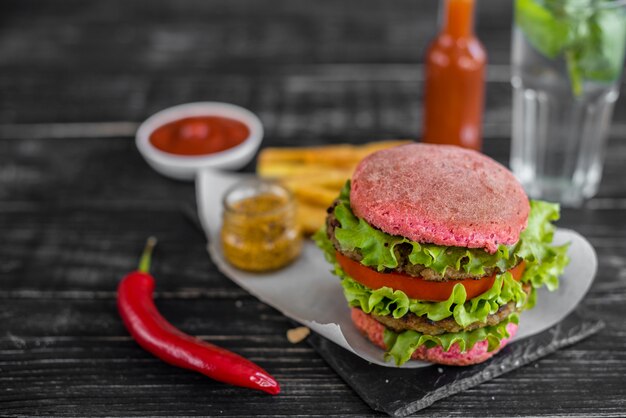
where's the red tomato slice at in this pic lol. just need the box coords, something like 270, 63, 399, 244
336, 251, 525, 302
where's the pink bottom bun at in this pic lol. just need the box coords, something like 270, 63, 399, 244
351, 308, 518, 366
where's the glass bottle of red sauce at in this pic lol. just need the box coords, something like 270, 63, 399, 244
422, 0, 486, 151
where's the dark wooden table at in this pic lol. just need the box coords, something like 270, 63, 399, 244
2, 0, 626, 416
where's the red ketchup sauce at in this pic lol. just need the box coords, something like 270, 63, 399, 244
149, 116, 250, 156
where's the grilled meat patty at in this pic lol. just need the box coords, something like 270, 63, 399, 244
326, 201, 503, 281
366, 283, 531, 335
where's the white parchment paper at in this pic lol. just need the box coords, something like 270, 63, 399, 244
196, 168, 598, 368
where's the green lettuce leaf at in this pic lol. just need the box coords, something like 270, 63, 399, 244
341, 272, 528, 327
332, 183, 430, 270
333, 181, 513, 275
511, 200, 571, 292
314, 193, 566, 327
314, 183, 569, 365
331, 181, 569, 291
383, 314, 519, 366
317, 229, 528, 327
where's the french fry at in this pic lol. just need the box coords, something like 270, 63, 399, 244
296, 202, 328, 235
294, 176, 346, 190
257, 140, 412, 235
258, 145, 358, 168
258, 163, 351, 180
280, 171, 349, 190
258, 140, 411, 170
281, 180, 337, 208
360, 140, 412, 156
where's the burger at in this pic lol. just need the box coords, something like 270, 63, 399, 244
314, 143, 569, 366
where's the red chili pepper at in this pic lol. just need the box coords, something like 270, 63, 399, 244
117, 237, 280, 395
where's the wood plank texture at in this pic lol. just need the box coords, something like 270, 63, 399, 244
1, 0, 626, 416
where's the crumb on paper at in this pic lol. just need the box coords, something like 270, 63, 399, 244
287, 326, 310, 344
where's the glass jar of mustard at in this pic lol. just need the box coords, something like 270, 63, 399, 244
221, 179, 302, 272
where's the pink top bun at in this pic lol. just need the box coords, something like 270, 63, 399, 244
350, 143, 529, 253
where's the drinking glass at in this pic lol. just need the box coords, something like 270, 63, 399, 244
510, 0, 626, 206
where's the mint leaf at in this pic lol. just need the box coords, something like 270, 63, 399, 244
516, 0, 570, 58
516, 0, 626, 96
577, 8, 626, 82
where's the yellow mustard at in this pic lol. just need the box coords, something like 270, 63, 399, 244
221, 179, 302, 272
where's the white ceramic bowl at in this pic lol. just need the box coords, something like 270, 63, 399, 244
136, 102, 263, 180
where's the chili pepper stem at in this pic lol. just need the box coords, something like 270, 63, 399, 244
138, 236, 158, 273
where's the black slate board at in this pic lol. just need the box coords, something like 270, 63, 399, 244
307, 311, 604, 416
